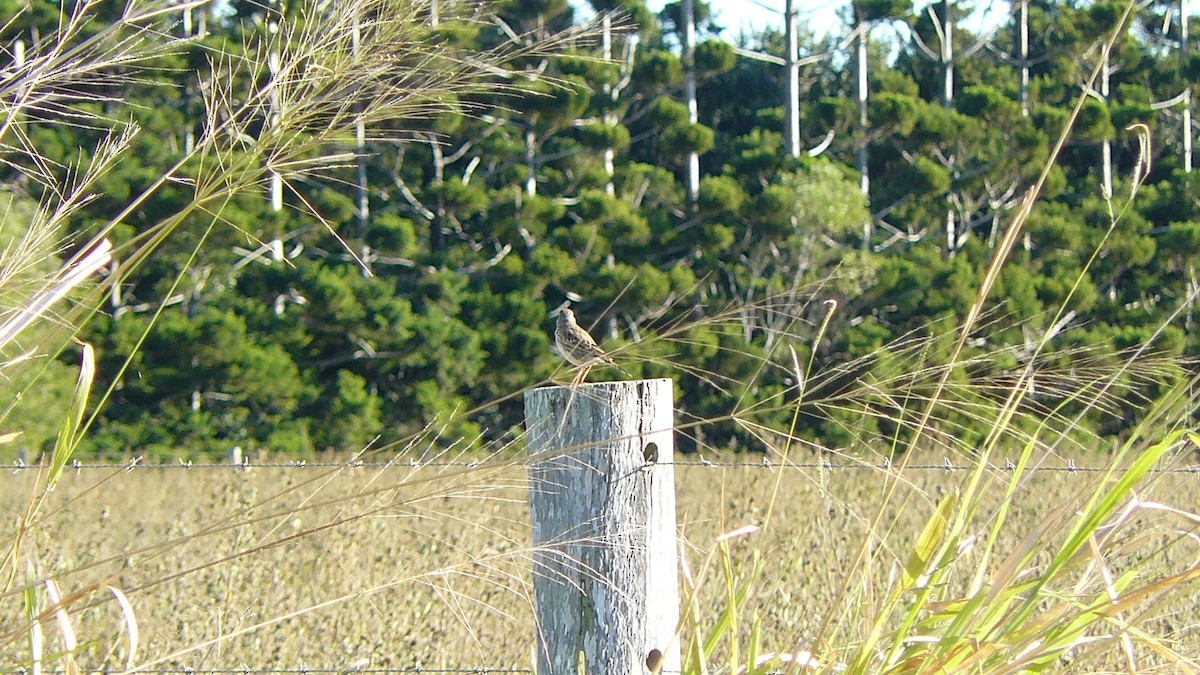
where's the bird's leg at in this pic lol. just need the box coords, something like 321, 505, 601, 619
573, 365, 592, 386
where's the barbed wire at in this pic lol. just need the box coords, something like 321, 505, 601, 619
3, 457, 1200, 474
12, 666, 801, 675
26, 670, 699, 675
32, 670, 535, 675
27, 669, 699, 675
25, 670, 739, 675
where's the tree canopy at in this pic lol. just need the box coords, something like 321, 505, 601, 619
1, 0, 1196, 459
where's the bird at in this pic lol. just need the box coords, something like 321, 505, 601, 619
553, 306, 630, 385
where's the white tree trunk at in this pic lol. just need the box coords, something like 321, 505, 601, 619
1184, 90, 1193, 173
856, 20, 871, 248
682, 0, 700, 205
1101, 47, 1112, 199
603, 13, 616, 196
1018, 0, 1029, 115
942, 0, 954, 108
1182, 0, 1192, 173
785, 0, 800, 158
353, 14, 369, 238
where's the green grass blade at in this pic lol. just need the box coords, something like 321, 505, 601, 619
48, 342, 94, 487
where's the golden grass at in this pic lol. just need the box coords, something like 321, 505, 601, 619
3, 448, 1198, 671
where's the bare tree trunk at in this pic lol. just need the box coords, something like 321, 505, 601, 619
182, 6, 196, 153
269, 53, 282, 212
431, 138, 447, 253
1182, 0, 1190, 67
682, 0, 699, 206
1101, 47, 1112, 199
785, 0, 800, 158
267, 7, 283, 213
1018, 0, 1029, 115
602, 13, 616, 195
427, 5, 445, 254
1183, 0, 1193, 173
941, 0, 954, 254
946, 210, 956, 257
525, 124, 537, 197
1185, 90, 1194, 173
856, 20, 871, 248
353, 14, 369, 241
941, 0, 954, 108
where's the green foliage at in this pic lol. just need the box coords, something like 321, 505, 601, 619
1076, 98, 1114, 141
782, 160, 871, 240
316, 370, 383, 451
694, 39, 736, 74
635, 50, 684, 87
0, 194, 80, 459
697, 175, 746, 215
958, 85, 1021, 120
871, 92, 920, 134
1031, 104, 1071, 139
1110, 99, 1153, 130
366, 214, 419, 257
438, 179, 489, 218
650, 95, 690, 126
0, 0, 1192, 463
577, 122, 631, 151
725, 128, 787, 181
854, 0, 913, 22
8, 3, 1200, 671
522, 75, 592, 125
907, 155, 952, 195
662, 123, 715, 157
1086, 1, 1127, 36
815, 96, 857, 128
557, 52, 619, 86
875, 70, 920, 97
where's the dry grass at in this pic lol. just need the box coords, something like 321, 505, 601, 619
3, 447, 1199, 671
2, 1, 1194, 672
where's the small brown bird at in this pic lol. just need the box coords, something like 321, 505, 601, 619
554, 306, 629, 385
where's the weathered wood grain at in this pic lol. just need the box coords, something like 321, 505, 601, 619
525, 379, 679, 675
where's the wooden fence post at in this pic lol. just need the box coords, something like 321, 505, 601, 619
524, 378, 680, 674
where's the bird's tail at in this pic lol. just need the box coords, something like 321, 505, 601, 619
605, 358, 632, 378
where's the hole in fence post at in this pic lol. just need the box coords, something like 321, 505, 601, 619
646, 648, 664, 673
643, 441, 659, 464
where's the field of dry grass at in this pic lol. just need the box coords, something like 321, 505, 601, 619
3, 448, 1200, 671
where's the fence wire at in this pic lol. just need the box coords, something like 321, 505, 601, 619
10, 456, 1195, 675
32, 670, 535, 675
23, 662, 700, 667
2, 457, 1199, 474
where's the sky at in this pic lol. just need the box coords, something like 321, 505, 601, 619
638, 1, 1009, 41
647, 0, 842, 38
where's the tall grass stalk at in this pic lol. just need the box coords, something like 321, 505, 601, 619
670, 1, 1200, 672
2, 0, 1198, 672
1, 0, 605, 668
